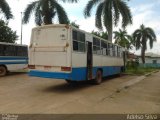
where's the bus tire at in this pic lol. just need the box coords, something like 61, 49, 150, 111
65, 80, 77, 84
94, 70, 102, 85
0, 66, 7, 77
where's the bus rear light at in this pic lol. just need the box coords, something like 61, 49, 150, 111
28, 65, 35, 69
61, 67, 71, 71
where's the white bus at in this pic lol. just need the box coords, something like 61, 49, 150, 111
0, 42, 28, 76
29, 24, 125, 84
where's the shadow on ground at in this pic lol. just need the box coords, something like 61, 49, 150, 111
41, 74, 123, 94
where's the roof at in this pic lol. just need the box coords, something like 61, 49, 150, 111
137, 52, 160, 58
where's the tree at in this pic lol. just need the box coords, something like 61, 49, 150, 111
0, 0, 13, 20
70, 21, 79, 28
0, 19, 18, 43
133, 24, 157, 64
23, 0, 78, 25
84, 0, 132, 42
91, 31, 108, 40
114, 29, 133, 50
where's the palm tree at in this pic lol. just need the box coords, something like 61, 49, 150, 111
133, 24, 157, 64
84, 0, 132, 42
92, 30, 108, 40
0, 0, 13, 20
23, 0, 78, 25
114, 29, 133, 50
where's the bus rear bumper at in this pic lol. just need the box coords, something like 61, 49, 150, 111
29, 70, 71, 80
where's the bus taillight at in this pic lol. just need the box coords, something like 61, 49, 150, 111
28, 65, 35, 69
61, 67, 71, 71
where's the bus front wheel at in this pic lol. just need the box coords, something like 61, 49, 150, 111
0, 66, 7, 77
94, 70, 102, 85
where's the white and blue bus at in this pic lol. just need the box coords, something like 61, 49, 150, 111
29, 24, 125, 84
0, 42, 28, 76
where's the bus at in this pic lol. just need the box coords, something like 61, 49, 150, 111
0, 42, 28, 76
28, 24, 125, 84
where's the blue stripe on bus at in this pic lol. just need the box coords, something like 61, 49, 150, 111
29, 66, 122, 81
0, 57, 28, 60
0, 61, 28, 65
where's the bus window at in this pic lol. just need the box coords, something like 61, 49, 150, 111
101, 40, 107, 55
108, 43, 110, 56
78, 32, 85, 42
93, 37, 101, 55
72, 30, 85, 52
117, 47, 120, 57
73, 30, 77, 40
113, 45, 116, 57
0, 44, 4, 56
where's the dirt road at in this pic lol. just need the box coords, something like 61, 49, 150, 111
0, 72, 159, 114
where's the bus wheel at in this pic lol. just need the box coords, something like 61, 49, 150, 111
0, 66, 7, 77
94, 70, 102, 85
65, 80, 76, 84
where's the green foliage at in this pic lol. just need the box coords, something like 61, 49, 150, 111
125, 65, 159, 75
23, 0, 78, 25
91, 31, 108, 40
114, 29, 133, 49
84, 0, 132, 41
0, 19, 18, 43
0, 0, 13, 20
132, 24, 157, 64
126, 61, 139, 70
70, 21, 79, 28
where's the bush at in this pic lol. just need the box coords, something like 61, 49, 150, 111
0, 19, 18, 43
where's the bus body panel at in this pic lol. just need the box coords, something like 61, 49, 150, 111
29, 25, 72, 75
29, 24, 124, 81
0, 42, 28, 74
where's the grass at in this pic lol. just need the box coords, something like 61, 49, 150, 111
125, 67, 159, 75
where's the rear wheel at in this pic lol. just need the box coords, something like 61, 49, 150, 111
0, 66, 7, 77
65, 80, 77, 84
94, 70, 102, 85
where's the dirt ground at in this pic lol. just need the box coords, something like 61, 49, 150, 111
0, 72, 159, 114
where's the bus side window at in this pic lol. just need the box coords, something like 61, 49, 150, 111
110, 44, 113, 56
118, 47, 121, 57
93, 37, 101, 55
72, 30, 85, 52
112, 45, 115, 57
108, 43, 110, 56
115, 46, 117, 57
0, 44, 4, 56
73, 30, 77, 40
101, 40, 107, 56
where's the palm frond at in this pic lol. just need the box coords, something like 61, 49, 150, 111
95, 2, 104, 30
0, 0, 13, 19
23, 1, 39, 24
84, 0, 101, 18
60, 0, 78, 3
34, 3, 42, 26
51, 0, 69, 24
103, 0, 112, 31
112, 0, 120, 26
117, 0, 132, 28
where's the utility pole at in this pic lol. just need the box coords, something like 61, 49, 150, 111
21, 12, 23, 45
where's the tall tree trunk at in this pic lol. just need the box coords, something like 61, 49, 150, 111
108, 11, 113, 42
42, 1, 52, 25
141, 46, 145, 64
108, 27, 112, 42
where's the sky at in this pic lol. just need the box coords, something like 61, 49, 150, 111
4, 0, 160, 55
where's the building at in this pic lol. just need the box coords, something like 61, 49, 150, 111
137, 52, 160, 68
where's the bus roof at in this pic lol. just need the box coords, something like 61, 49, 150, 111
32, 24, 122, 48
